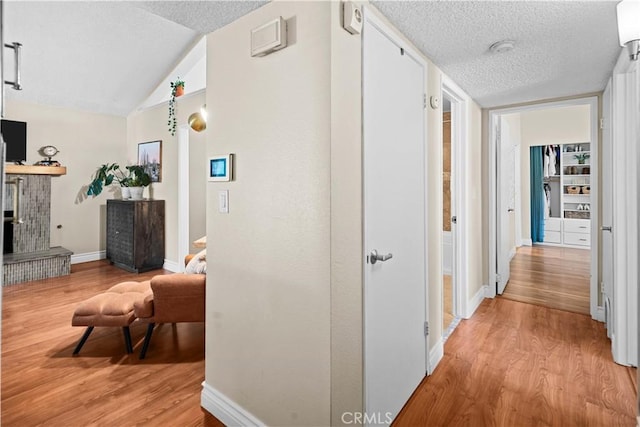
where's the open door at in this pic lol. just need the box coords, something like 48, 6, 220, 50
602, 80, 614, 338
496, 116, 515, 294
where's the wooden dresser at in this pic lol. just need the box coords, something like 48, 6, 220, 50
106, 199, 165, 273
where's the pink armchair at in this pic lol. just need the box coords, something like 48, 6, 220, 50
134, 273, 205, 359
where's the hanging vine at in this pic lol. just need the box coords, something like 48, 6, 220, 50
168, 77, 184, 136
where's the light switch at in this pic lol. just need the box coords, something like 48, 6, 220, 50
218, 190, 229, 214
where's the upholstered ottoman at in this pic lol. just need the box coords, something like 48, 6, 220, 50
71, 281, 151, 355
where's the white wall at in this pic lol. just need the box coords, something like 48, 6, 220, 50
205, 3, 332, 425
5, 99, 127, 256
519, 105, 590, 241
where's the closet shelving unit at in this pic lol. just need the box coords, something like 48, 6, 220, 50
560, 142, 591, 247
561, 142, 591, 220
543, 142, 591, 248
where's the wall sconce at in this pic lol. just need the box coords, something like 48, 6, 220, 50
189, 105, 207, 132
617, 0, 640, 61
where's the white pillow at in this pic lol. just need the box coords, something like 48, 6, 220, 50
185, 249, 206, 274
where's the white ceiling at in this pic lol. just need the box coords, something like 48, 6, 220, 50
3, 1, 623, 116
371, 1, 621, 107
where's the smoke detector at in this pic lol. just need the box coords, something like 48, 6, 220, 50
489, 40, 515, 54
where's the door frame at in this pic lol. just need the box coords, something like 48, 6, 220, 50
441, 77, 472, 319
487, 96, 600, 321
610, 51, 639, 367
177, 124, 190, 272
362, 5, 429, 416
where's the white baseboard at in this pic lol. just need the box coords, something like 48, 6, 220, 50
593, 306, 605, 322
509, 247, 516, 261
465, 285, 487, 319
201, 381, 265, 427
163, 259, 181, 273
428, 338, 444, 375
484, 284, 493, 298
70, 251, 105, 264
521, 238, 533, 246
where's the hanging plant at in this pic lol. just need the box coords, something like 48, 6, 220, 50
168, 78, 185, 136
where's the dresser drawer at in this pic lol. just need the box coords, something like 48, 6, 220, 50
544, 230, 561, 243
563, 232, 590, 247
564, 219, 590, 234
545, 218, 562, 232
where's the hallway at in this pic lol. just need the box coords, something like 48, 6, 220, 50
395, 298, 637, 426
502, 245, 590, 315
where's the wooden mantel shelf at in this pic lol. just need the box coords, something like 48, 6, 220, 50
5, 165, 67, 176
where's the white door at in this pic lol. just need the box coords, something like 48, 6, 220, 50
363, 15, 427, 425
601, 80, 614, 338
496, 117, 514, 294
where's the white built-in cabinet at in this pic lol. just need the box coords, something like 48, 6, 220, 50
543, 142, 591, 247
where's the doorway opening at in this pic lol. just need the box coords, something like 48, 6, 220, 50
441, 94, 459, 339
489, 97, 600, 320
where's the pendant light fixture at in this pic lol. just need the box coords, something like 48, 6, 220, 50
188, 105, 207, 132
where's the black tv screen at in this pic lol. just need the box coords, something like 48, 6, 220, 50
1, 119, 27, 163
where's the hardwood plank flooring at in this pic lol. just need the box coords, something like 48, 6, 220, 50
394, 298, 638, 426
443, 275, 454, 330
502, 245, 590, 315
1, 260, 224, 427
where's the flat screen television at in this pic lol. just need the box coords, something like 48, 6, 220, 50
1, 119, 27, 163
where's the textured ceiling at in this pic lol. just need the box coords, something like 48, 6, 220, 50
371, 1, 621, 107
3, 1, 265, 117
3, 1, 623, 116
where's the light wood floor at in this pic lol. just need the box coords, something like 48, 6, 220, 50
395, 298, 638, 426
501, 245, 590, 315
443, 275, 454, 330
1, 260, 223, 426
3, 260, 635, 426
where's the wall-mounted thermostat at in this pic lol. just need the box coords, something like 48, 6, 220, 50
343, 2, 362, 35
208, 154, 234, 182
251, 16, 287, 57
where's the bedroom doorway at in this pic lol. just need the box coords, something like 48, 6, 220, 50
489, 97, 599, 320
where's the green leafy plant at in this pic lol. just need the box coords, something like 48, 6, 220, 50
574, 153, 590, 164
86, 163, 151, 196
168, 77, 185, 136
125, 165, 151, 187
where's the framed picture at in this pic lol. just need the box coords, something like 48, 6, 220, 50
138, 140, 162, 183
208, 154, 233, 182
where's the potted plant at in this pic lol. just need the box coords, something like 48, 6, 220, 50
574, 153, 590, 165
87, 163, 129, 197
125, 165, 151, 200
86, 164, 151, 200
168, 77, 185, 136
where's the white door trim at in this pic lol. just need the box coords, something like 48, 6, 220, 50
177, 125, 190, 272
441, 77, 472, 318
611, 52, 639, 367
487, 96, 600, 321
362, 4, 430, 416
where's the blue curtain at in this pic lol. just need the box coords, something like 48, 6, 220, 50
530, 146, 545, 243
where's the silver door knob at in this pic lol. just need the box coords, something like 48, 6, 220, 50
369, 249, 393, 265
602, 226, 612, 232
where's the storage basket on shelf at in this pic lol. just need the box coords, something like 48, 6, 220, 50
566, 186, 580, 195
581, 186, 590, 194
565, 211, 590, 219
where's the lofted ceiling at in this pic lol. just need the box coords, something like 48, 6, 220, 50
3, 1, 623, 117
